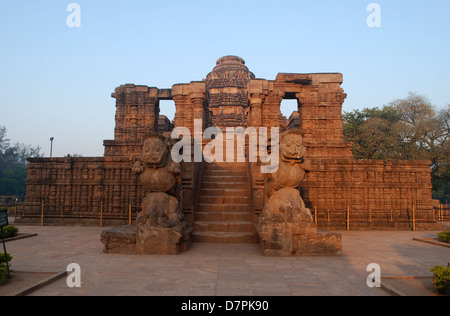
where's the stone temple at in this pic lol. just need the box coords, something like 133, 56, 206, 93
21, 56, 436, 254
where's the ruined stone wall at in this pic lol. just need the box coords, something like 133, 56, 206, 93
104, 84, 172, 158
22, 80, 208, 225
246, 72, 435, 230
23, 157, 140, 222
22, 156, 199, 225
249, 155, 434, 230
303, 159, 433, 210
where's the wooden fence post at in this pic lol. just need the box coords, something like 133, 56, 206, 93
129, 204, 132, 225
40, 201, 45, 227
314, 207, 318, 227
347, 205, 350, 231
100, 201, 103, 227
14, 199, 18, 222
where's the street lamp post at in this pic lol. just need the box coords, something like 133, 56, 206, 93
50, 137, 54, 158
401, 137, 411, 160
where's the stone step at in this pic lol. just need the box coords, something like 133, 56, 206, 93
196, 159, 253, 243
201, 182, 249, 190
203, 163, 247, 171
195, 211, 252, 222
194, 221, 253, 233
199, 188, 248, 197
197, 203, 252, 212
202, 175, 248, 183
199, 196, 250, 205
192, 231, 258, 244
202, 169, 247, 177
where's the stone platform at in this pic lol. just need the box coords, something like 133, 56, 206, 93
101, 224, 192, 255
259, 221, 342, 256
6, 221, 450, 296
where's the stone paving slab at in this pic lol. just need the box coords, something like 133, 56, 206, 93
413, 238, 450, 248
2, 223, 449, 296
381, 276, 439, 296
0, 271, 67, 296
0, 272, 55, 296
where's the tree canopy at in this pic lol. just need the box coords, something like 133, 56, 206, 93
343, 92, 449, 203
0, 126, 43, 199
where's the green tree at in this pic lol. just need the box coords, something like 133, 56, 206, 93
343, 93, 449, 203
432, 105, 450, 203
0, 126, 42, 199
343, 105, 405, 159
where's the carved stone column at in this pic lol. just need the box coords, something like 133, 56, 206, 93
248, 92, 264, 128
173, 93, 190, 130
190, 93, 207, 131
262, 90, 284, 129
295, 82, 353, 159
105, 85, 160, 157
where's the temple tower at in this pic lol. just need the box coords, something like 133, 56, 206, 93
205, 56, 255, 128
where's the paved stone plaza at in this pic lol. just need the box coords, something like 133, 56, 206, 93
4, 223, 449, 296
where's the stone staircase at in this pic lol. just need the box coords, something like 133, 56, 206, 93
193, 161, 257, 243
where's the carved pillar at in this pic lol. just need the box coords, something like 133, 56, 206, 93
173, 82, 206, 135
190, 93, 207, 131
295, 81, 347, 144
171, 82, 206, 225
248, 79, 271, 128
295, 88, 319, 144
248, 92, 264, 128
105, 85, 160, 157
173, 93, 190, 130
295, 80, 352, 159
262, 90, 284, 129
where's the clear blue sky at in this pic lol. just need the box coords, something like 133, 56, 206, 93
1, 0, 449, 157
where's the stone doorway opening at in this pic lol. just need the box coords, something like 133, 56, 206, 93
159, 99, 176, 122
158, 100, 176, 133
281, 99, 298, 118
281, 99, 299, 129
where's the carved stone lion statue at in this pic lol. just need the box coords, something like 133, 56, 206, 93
132, 133, 182, 198
101, 133, 191, 255
132, 133, 184, 229
262, 129, 313, 223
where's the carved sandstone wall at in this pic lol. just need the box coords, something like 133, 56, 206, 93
104, 84, 172, 157
23, 156, 200, 226
246, 72, 434, 230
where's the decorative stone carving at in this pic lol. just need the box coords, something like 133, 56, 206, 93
259, 129, 342, 256
132, 133, 182, 199
262, 130, 312, 223
206, 56, 255, 128
101, 133, 192, 255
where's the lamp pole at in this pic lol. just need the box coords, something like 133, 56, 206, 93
401, 137, 411, 160
50, 137, 54, 158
